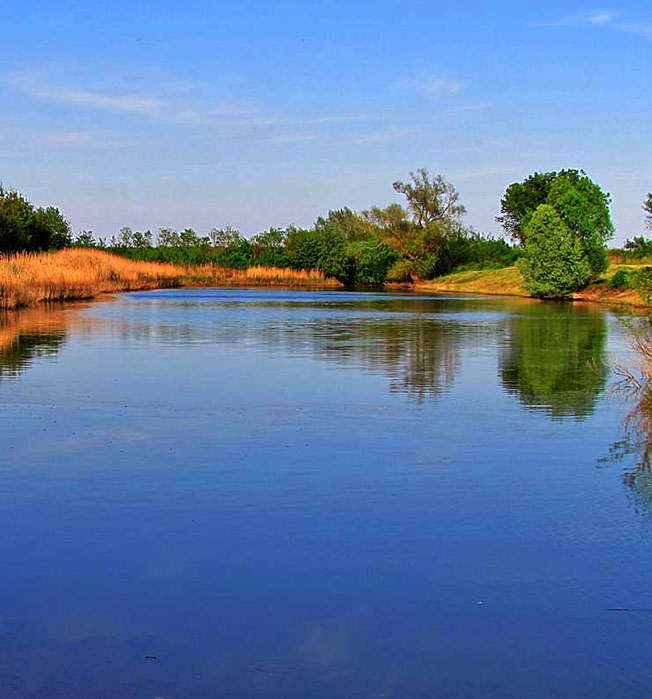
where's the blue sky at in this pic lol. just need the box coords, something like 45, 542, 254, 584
0, 1, 650, 242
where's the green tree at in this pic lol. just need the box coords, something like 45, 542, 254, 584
346, 237, 397, 285
31, 206, 72, 250
363, 204, 437, 280
380, 169, 469, 280
497, 171, 558, 243
209, 226, 240, 248
518, 204, 591, 298
644, 192, 652, 231
0, 188, 34, 251
117, 226, 133, 247
546, 171, 613, 275
251, 228, 289, 267
179, 228, 200, 248
73, 231, 97, 247
132, 229, 153, 248
0, 186, 71, 252
317, 208, 377, 242
158, 228, 181, 247
500, 169, 613, 277
285, 226, 350, 281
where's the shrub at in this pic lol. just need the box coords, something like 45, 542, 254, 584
346, 237, 397, 285
630, 267, 652, 303
518, 204, 591, 298
609, 269, 631, 290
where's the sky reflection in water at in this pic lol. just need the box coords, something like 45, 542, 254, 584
0, 289, 650, 699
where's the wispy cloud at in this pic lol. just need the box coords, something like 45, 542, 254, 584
348, 127, 410, 145
533, 9, 652, 40
7, 74, 367, 132
39, 130, 125, 149
263, 132, 320, 144
9, 78, 162, 114
263, 127, 408, 147
403, 78, 464, 99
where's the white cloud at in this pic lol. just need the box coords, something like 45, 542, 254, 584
10, 79, 162, 114
533, 9, 652, 39
7, 74, 367, 131
586, 10, 619, 26
404, 78, 464, 99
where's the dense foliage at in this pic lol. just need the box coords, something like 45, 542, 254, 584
71, 169, 519, 286
4, 166, 628, 297
499, 169, 613, 278
0, 186, 71, 253
500, 170, 614, 296
517, 205, 591, 298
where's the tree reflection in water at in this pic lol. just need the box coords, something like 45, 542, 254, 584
0, 295, 614, 416
499, 302, 608, 419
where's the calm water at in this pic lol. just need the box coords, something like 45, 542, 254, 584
0, 289, 650, 698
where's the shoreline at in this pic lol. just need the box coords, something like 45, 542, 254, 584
1, 250, 648, 313
403, 266, 648, 310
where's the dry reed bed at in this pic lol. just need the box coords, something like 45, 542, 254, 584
185, 264, 342, 288
0, 249, 184, 309
0, 250, 342, 310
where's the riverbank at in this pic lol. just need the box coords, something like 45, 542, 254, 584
410, 265, 648, 308
2, 250, 647, 311
0, 249, 342, 310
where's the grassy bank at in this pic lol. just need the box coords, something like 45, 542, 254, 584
412, 266, 528, 297
0, 249, 342, 310
413, 265, 648, 308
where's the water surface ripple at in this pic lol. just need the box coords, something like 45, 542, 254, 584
0, 289, 649, 698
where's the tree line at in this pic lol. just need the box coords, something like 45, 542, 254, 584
2, 169, 651, 297
72, 169, 519, 286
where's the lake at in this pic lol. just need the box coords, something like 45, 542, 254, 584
0, 288, 650, 698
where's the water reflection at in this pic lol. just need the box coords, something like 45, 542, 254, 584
0, 306, 69, 378
604, 317, 652, 512
101, 295, 489, 402
499, 303, 608, 419
0, 293, 614, 416
267, 314, 466, 402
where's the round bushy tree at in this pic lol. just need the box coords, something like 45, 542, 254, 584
499, 169, 613, 279
546, 171, 612, 275
518, 204, 591, 298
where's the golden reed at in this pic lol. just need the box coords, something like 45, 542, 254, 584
0, 249, 341, 310
186, 264, 342, 288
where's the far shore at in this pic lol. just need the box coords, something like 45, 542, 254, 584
1, 249, 649, 313
402, 265, 648, 309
